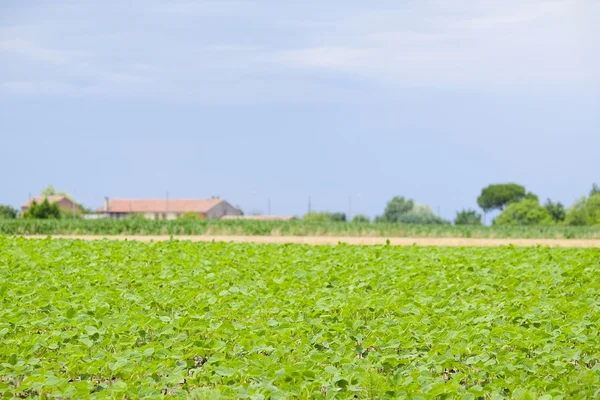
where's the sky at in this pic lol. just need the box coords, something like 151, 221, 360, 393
1, 0, 599, 220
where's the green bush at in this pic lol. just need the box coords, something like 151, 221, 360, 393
22, 199, 61, 219
565, 193, 600, 226
351, 214, 370, 223
494, 198, 554, 226
454, 209, 482, 226
544, 200, 566, 223
179, 212, 202, 221
0, 205, 17, 219
303, 212, 346, 222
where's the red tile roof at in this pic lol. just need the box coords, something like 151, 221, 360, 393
98, 199, 224, 214
22, 196, 71, 207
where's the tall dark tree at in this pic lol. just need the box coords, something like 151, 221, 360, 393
454, 209, 482, 226
494, 198, 554, 226
0, 205, 18, 219
352, 214, 370, 223
381, 196, 414, 223
477, 183, 526, 213
23, 199, 61, 219
544, 199, 566, 223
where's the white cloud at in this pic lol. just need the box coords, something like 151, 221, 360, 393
274, 0, 599, 89
147, 0, 252, 16
0, 0, 598, 99
0, 39, 73, 64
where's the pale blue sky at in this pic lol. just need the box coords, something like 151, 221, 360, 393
1, 0, 599, 219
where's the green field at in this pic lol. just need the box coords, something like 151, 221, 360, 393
1, 237, 599, 398
1, 219, 600, 239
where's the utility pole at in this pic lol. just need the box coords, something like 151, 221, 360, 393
267, 198, 271, 215
308, 196, 312, 214
348, 195, 352, 221
166, 191, 169, 219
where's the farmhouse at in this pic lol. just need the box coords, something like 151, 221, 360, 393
98, 198, 243, 220
21, 196, 77, 214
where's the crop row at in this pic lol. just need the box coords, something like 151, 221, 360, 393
1, 219, 600, 239
1, 237, 599, 398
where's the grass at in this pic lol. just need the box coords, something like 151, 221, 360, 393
1, 236, 599, 398
1, 219, 600, 239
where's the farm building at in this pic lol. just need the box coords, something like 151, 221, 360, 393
21, 196, 77, 214
97, 198, 243, 220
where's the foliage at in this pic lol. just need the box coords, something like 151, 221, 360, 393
127, 213, 147, 221
351, 214, 370, 223
0, 205, 17, 220
395, 204, 449, 225
524, 192, 539, 202
179, 212, 203, 221
454, 209, 482, 226
22, 199, 61, 219
1, 237, 599, 398
494, 198, 554, 226
565, 193, 600, 226
39, 184, 87, 216
303, 211, 346, 222
544, 199, 566, 223
1, 219, 600, 238
378, 198, 447, 225
40, 184, 70, 198
380, 196, 414, 223
477, 183, 526, 212
591, 183, 599, 196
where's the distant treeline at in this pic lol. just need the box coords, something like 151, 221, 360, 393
303, 183, 600, 227
1, 183, 599, 227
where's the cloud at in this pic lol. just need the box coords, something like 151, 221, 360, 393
0, 0, 598, 100
0, 39, 73, 64
274, 0, 599, 89
147, 0, 252, 16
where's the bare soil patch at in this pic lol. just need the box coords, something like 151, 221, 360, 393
20, 235, 600, 248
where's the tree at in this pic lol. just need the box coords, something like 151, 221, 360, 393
493, 198, 554, 226
352, 214, 370, 223
565, 192, 600, 226
477, 183, 526, 213
381, 196, 414, 223
454, 209, 482, 225
544, 199, 566, 223
591, 183, 599, 196
38, 184, 87, 217
377, 197, 448, 224
524, 192, 539, 202
0, 205, 18, 219
23, 199, 61, 219
303, 212, 346, 222
40, 184, 70, 197
396, 204, 449, 225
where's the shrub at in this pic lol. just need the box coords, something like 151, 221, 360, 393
352, 214, 370, 223
179, 212, 203, 221
494, 198, 554, 226
22, 199, 61, 219
454, 209, 482, 226
0, 205, 17, 219
565, 193, 600, 226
